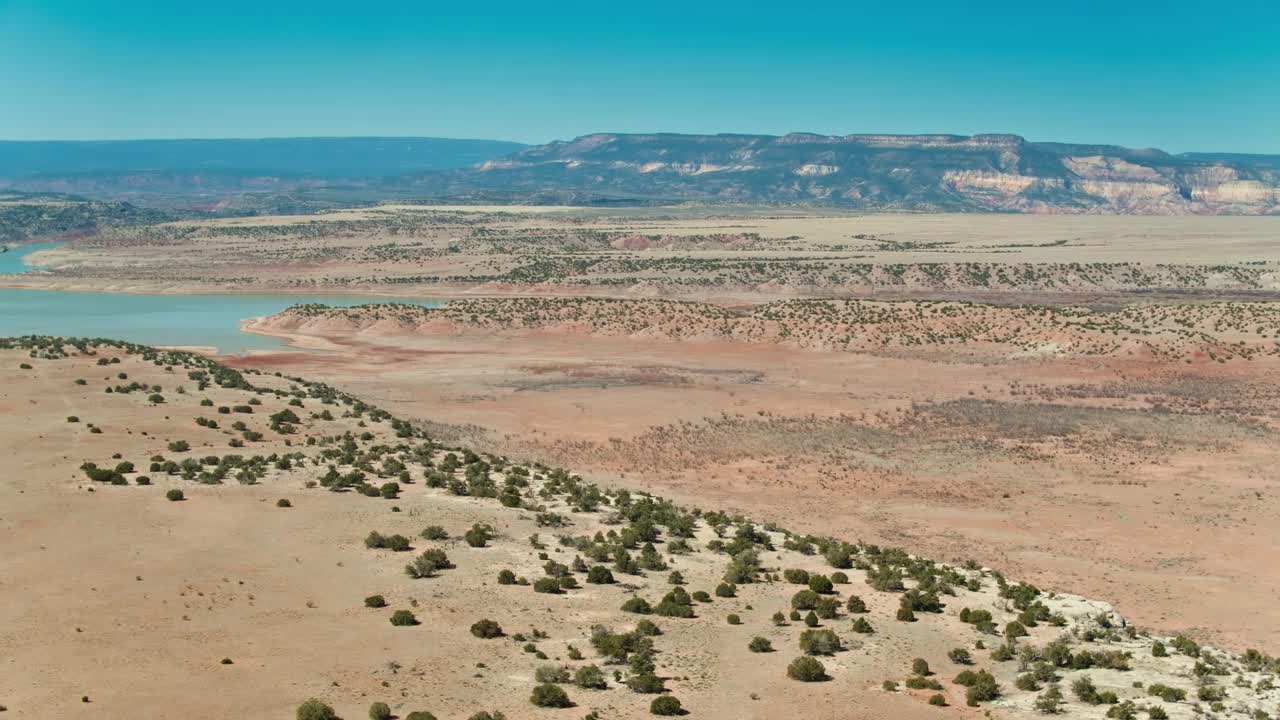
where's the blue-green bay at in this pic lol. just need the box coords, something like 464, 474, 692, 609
0, 243, 441, 353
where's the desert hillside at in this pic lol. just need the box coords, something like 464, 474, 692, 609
3, 336, 1278, 720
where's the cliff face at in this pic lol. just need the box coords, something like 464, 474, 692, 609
447, 133, 1280, 214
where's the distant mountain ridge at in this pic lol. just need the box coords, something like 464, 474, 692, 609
0, 137, 527, 177
3, 133, 1278, 214
429, 132, 1280, 214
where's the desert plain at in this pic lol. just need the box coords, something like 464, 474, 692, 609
3, 205, 1280, 719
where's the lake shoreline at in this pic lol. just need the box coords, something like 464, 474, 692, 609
0, 242, 447, 354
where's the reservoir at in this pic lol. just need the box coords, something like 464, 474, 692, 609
0, 243, 442, 353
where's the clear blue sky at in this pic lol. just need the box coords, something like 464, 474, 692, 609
2, 0, 1277, 153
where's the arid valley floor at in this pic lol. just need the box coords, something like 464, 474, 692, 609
3, 205, 1280, 719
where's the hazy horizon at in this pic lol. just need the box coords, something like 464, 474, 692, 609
1, 132, 1276, 158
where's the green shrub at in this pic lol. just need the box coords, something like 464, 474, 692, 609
912, 658, 931, 676
464, 523, 494, 548
1031, 661, 1057, 684
627, 673, 666, 694
965, 670, 1000, 706
749, 636, 773, 653
1073, 675, 1104, 704
529, 683, 571, 708
1034, 685, 1064, 714
726, 613, 741, 625
1004, 621, 1028, 640
715, 582, 737, 598
165, 488, 184, 501
622, 597, 653, 614
296, 699, 338, 720
587, 566, 615, 584
276, 498, 292, 507
948, 648, 972, 665
650, 695, 683, 716
369, 702, 392, 720
405, 548, 451, 578
574, 664, 607, 689
655, 588, 695, 618
1171, 635, 1200, 657
533, 577, 561, 594
1196, 685, 1226, 702
470, 619, 504, 638
851, 617, 874, 634
905, 676, 943, 691
421, 525, 449, 540
815, 596, 840, 619
808, 575, 834, 594
928, 693, 947, 706
791, 589, 820, 610
787, 656, 828, 682
799, 628, 841, 656
784, 568, 810, 584
535, 665, 570, 684
1015, 673, 1040, 691
364, 594, 387, 608
1147, 683, 1186, 703
390, 610, 418, 626
497, 569, 516, 584
1105, 702, 1139, 720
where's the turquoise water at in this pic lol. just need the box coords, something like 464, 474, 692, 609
0, 241, 63, 274
0, 243, 442, 354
